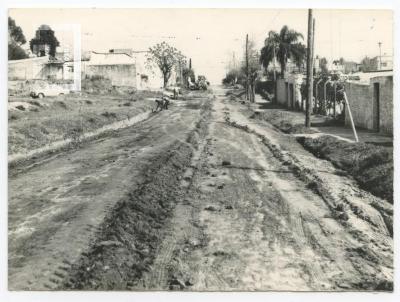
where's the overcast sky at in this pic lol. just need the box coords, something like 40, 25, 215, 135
9, 8, 393, 84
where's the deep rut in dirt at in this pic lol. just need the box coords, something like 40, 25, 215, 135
150, 89, 393, 291
61, 101, 211, 290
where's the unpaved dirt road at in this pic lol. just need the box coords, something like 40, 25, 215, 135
8, 87, 393, 291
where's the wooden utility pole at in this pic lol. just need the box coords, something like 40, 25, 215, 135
305, 9, 314, 127
245, 34, 249, 101
343, 92, 359, 142
273, 45, 277, 103
189, 58, 192, 70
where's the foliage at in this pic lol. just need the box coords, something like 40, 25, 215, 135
319, 57, 329, 74
8, 17, 28, 60
260, 26, 305, 78
247, 39, 260, 101
222, 69, 242, 85
182, 67, 195, 87
360, 56, 376, 72
9, 17, 26, 45
291, 43, 306, 71
146, 41, 186, 88
8, 43, 28, 60
29, 25, 60, 58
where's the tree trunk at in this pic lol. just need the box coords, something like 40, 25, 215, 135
281, 61, 286, 79
163, 75, 168, 88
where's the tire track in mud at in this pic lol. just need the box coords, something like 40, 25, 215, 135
58, 97, 212, 290
142, 104, 211, 290
222, 104, 393, 290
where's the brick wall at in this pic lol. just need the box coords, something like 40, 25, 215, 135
83, 64, 136, 87
276, 79, 287, 106
345, 75, 393, 135
8, 57, 49, 80
374, 76, 393, 134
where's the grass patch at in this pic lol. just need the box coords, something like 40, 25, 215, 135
251, 110, 317, 134
56, 101, 68, 109
28, 100, 42, 107
8, 90, 159, 156
101, 111, 117, 119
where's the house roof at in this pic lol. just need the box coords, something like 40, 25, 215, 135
347, 70, 393, 84
88, 51, 136, 65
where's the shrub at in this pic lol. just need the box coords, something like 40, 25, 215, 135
101, 111, 117, 119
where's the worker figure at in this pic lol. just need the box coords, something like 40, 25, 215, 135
162, 95, 170, 110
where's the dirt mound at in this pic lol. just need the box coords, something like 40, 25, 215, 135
299, 135, 393, 203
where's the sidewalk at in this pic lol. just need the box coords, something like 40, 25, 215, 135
251, 94, 392, 146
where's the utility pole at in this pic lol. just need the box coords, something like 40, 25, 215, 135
305, 9, 314, 127
245, 33, 249, 101
378, 42, 382, 70
189, 58, 192, 70
273, 45, 277, 103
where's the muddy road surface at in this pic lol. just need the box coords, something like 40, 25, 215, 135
8, 88, 393, 291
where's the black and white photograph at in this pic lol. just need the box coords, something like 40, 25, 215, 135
2, 1, 398, 300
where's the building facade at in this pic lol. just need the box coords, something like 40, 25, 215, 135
345, 72, 393, 134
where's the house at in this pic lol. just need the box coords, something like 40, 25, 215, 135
343, 61, 360, 74
82, 51, 136, 87
131, 50, 178, 90
371, 54, 393, 71
131, 51, 164, 90
345, 71, 393, 134
109, 48, 133, 56
276, 73, 304, 110
8, 56, 65, 80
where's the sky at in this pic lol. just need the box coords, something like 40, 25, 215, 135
9, 8, 393, 84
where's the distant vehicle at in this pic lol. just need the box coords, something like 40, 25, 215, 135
166, 86, 181, 94
165, 86, 181, 99
30, 85, 70, 98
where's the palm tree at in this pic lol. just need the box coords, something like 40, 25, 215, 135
260, 26, 305, 78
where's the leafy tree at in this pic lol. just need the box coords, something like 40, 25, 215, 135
146, 41, 186, 88
360, 56, 376, 72
8, 17, 27, 60
260, 25, 305, 78
291, 42, 306, 72
182, 67, 195, 87
29, 25, 60, 58
243, 38, 260, 102
9, 17, 26, 45
319, 57, 329, 74
222, 68, 244, 86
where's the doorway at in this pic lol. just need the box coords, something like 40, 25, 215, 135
289, 84, 294, 109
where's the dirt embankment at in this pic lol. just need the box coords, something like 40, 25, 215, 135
8, 90, 160, 157
226, 88, 316, 134
298, 136, 393, 203
250, 110, 318, 134
61, 100, 211, 290
232, 91, 393, 205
